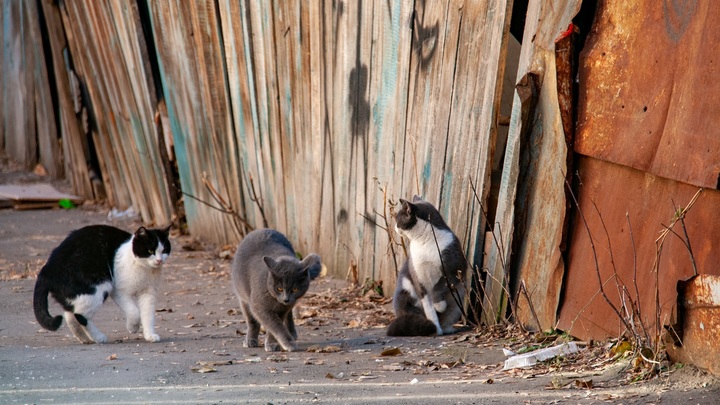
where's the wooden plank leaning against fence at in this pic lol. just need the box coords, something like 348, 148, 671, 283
482, 0, 582, 329
58, 0, 173, 226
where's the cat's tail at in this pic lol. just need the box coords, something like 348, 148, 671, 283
33, 275, 62, 331
386, 314, 437, 337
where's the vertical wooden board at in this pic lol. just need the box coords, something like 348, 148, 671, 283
87, 1, 166, 222
443, 0, 512, 275
309, 0, 340, 276
295, 1, 321, 255
272, 0, 322, 256
149, 1, 207, 234
3, 0, 36, 168
345, 0, 371, 282
39, 0, 93, 198
326, 0, 360, 278
64, 1, 152, 217
363, 0, 414, 287
27, 0, 61, 178
403, 0, 458, 201
512, 54, 566, 330
95, 1, 157, 220
60, 1, 133, 207
108, 0, 173, 224
272, 0, 301, 244
247, 1, 288, 232
217, 0, 261, 233
483, 0, 582, 327
150, 0, 241, 242
188, 0, 242, 241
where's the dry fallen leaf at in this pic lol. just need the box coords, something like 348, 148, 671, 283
306, 345, 342, 353
191, 366, 216, 373
106, 354, 118, 361
196, 360, 232, 367
575, 379, 593, 389
266, 354, 288, 362
381, 347, 402, 357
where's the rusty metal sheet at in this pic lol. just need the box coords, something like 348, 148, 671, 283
557, 156, 720, 341
667, 275, 720, 377
575, 1, 720, 189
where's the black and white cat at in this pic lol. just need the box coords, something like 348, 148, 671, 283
387, 196, 467, 336
33, 224, 172, 344
231, 229, 321, 352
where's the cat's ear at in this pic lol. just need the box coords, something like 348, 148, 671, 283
399, 198, 414, 214
412, 195, 423, 203
301, 253, 322, 279
263, 256, 278, 270
300, 253, 320, 267
135, 227, 148, 237
162, 224, 172, 235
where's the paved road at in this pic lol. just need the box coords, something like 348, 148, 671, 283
1, 208, 718, 404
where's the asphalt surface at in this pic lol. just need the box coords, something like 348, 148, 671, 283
1, 207, 719, 404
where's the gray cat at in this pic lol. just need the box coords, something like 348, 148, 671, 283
387, 196, 467, 336
231, 229, 321, 352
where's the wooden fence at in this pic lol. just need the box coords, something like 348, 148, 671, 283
2, 0, 578, 326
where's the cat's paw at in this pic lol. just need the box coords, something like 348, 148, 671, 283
127, 321, 140, 334
244, 338, 259, 348
283, 342, 298, 352
144, 333, 161, 342
264, 341, 282, 352
92, 333, 108, 344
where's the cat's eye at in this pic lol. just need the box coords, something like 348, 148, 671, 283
276, 287, 284, 292
148, 249, 154, 255
291, 288, 298, 292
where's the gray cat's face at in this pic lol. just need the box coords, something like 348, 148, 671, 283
263, 256, 316, 306
395, 196, 448, 240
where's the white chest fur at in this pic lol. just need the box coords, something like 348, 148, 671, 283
112, 240, 163, 296
407, 222, 456, 290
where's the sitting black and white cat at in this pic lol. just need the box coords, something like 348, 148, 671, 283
231, 229, 321, 352
387, 196, 467, 336
33, 224, 171, 344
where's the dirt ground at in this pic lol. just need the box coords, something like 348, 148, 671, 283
1, 162, 719, 404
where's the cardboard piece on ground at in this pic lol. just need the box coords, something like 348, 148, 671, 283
0, 184, 84, 210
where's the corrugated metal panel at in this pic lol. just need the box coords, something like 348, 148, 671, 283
575, 1, 720, 189
557, 156, 720, 341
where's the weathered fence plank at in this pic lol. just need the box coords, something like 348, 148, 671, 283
60, 0, 172, 225
3, 0, 36, 168
27, 0, 62, 178
363, 0, 414, 286
150, 0, 239, 239
39, 0, 93, 198
482, 0, 581, 329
